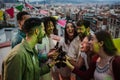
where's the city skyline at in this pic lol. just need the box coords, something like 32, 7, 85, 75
21, 0, 120, 2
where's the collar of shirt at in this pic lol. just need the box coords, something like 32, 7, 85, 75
22, 39, 38, 55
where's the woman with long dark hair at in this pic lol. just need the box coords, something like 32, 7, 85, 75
58, 20, 78, 80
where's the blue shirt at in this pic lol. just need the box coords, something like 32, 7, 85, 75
11, 29, 26, 48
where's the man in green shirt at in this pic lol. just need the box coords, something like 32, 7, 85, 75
2, 18, 56, 80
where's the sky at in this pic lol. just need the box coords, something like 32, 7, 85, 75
21, 0, 120, 2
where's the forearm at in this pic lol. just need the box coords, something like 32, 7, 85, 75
72, 61, 96, 80
39, 64, 50, 76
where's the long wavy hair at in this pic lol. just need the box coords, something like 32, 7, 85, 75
41, 16, 58, 35
64, 20, 78, 44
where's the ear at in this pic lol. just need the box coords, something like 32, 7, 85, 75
99, 41, 104, 47
87, 27, 90, 32
34, 28, 39, 35
18, 20, 21, 26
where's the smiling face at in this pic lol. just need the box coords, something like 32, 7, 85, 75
76, 25, 90, 39
66, 23, 75, 37
37, 23, 45, 44
81, 37, 90, 52
46, 21, 54, 36
77, 25, 86, 35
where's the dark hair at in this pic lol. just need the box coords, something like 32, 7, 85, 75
41, 16, 58, 35
86, 35, 92, 41
64, 21, 78, 44
22, 17, 42, 36
76, 20, 90, 28
95, 30, 117, 56
16, 11, 30, 21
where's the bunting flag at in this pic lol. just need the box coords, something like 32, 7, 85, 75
5, 7, 14, 18
57, 20, 66, 28
53, 16, 59, 20
15, 4, 24, 11
0, 10, 4, 20
39, 10, 48, 15
113, 38, 120, 54
25, 2, 33, 9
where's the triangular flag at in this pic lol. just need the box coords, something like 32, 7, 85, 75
39, 10, 48, 15
25, 2, 33, 9
57, 20, 66, 28
0, 10, 4, 20
5, 7, 14, 18
15, 5, 24, 11
52, 16, 59, 20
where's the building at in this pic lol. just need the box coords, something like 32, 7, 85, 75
107, 14, 120, 38
0, 0, 4, 8
3, 0, 17, 3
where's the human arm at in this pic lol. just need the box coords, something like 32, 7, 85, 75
69, 55, 84, 69
64, 55, 98, 80
72, 61, 96, 80
39, 64, 51, 76
39, 59, 58, 76
38, 49, 58, 60
2, 51, 25, 80
112, 56, 120, 80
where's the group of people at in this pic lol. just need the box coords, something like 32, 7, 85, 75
1, 11, 120, 80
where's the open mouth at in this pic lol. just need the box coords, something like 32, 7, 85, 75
68, 30, 73, 33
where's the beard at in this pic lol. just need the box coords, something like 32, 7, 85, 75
79, 33, 86, 41
37, 34, 46, 44
38, 40, 42, 44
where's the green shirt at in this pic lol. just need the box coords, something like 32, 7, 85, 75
2, 39, 50, 80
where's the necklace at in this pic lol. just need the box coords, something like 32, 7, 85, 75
96, 56, 113, 73
96, 63, 109, 73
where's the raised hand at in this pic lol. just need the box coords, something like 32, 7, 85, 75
48, 59, 59, 68
47, 49, 58, 58
63, 55, 75, 70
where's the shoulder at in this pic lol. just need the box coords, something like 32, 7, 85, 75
11, 44, 25, 56
12, 32, 23, 42
91, 55, 99, 63
112, 56, 120, 64
112, 55, 120, 79
73, 35, 81, 42
112, 55, 120, 71
4, 44, 25, 63
70, 36, 81, 47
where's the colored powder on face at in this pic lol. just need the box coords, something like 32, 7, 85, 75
93, 42, 100, 53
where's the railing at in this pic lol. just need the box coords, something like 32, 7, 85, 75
0, 41, 11, 48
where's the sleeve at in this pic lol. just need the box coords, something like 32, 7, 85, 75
112, 56, 120, 80
11, 35, 22, 48
72, 55, 98, 80
72, 61, 96, 80
2, 52, 25, 80
39, 64, 50, 76
38, 53, 48, 60
67, 40, 80, 60
58, 37, 64, 47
